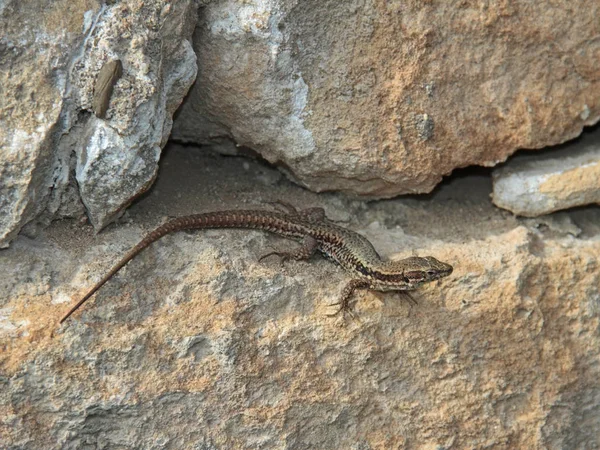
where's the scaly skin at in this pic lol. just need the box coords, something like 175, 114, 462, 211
60, 205, 453, 323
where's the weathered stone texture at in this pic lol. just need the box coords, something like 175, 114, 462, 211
72, 0, 198, 230
1, 146, 599, 448
0, 0, 92, 248
173, 0, 600, 196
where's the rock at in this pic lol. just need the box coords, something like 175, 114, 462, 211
1, 145, 599, 448
492, 128, 600, 216
3, 0, 600, 248
0, 0, 198, 247
172, 0, 600, 196
0, 0, 83, 248
73, 0, 198, 230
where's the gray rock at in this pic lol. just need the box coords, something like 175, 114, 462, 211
0, 0, 198, 246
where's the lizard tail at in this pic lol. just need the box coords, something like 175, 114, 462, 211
59, 211, 301, 323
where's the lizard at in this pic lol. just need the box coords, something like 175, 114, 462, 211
60, 204, 453, 323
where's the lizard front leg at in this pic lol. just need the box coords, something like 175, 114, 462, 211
327, 279, 370, 319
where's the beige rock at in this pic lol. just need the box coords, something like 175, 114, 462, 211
1, 145, 598, 448
173, 0, 600, 196
492, 128, 600, 216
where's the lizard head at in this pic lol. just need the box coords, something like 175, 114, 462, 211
370, 255, 453, 289
398, 256, 453, 286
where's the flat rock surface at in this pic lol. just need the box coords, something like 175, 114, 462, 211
1, 144, 599, 448
492, 127, 600, 216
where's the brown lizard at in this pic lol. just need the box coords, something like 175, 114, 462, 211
60, 204, 453, 323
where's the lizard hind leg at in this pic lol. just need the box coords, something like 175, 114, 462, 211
258, 235, 319, 263
265, 201, 299, 215
265, 201, 328, 223
265, 202, 328, 223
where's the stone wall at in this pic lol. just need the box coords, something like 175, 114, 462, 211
1, 0, 599, 447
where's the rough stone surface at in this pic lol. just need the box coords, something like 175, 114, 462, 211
172, 0, 600, 196
492, 127, 600, 216
0, 0, 198, 247
0, 0, 89, 248
2, 145, 599, 448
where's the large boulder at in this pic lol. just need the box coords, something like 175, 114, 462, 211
173, 0, 600, 196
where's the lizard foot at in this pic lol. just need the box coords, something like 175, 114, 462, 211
258, 250, 291, 264
326, 299, 361, 322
